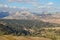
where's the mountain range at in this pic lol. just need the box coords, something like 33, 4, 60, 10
0, 9, 60, 24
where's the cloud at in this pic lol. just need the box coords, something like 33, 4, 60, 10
7, 0, 37, 3
4, 4, 8, 8
6, 0, 51, 9
1, 0, 59, 13
0, 4, 8, 8
7, 0, 38, 5
7, 0, 22, 2
48, 2, 54, 5
0, 4, 3, 7
0, 4, 18, 9
12, 6, 17, 8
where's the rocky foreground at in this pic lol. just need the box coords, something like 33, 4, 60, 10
0, 35, 51, 40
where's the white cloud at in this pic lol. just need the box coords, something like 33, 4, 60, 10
7, 0, 38, 4
12, 6, 17, 8
0, 4, 3, 7
48, 2, 54, 5
0, 4, 18, 8
6, 0, 47, 9
0, 4, 9, 8
7, 0, 35, 2
4, 4, 8, 8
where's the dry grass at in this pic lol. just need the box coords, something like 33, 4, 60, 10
41, 18, 60, 24
0, 35, 16, 40
0, 35, 51, 40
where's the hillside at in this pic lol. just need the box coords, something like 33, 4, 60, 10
0, 19, 60, 28
0, 19, 60, 35
0, 19, 60, 40
0, 35, 51, 40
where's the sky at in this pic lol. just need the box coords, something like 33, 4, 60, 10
0, 0, 60, 12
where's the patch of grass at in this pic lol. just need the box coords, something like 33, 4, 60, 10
2, 35, 16, 40
0, 35, 51, 40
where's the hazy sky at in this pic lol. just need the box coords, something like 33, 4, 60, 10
0, 0, 60, 12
